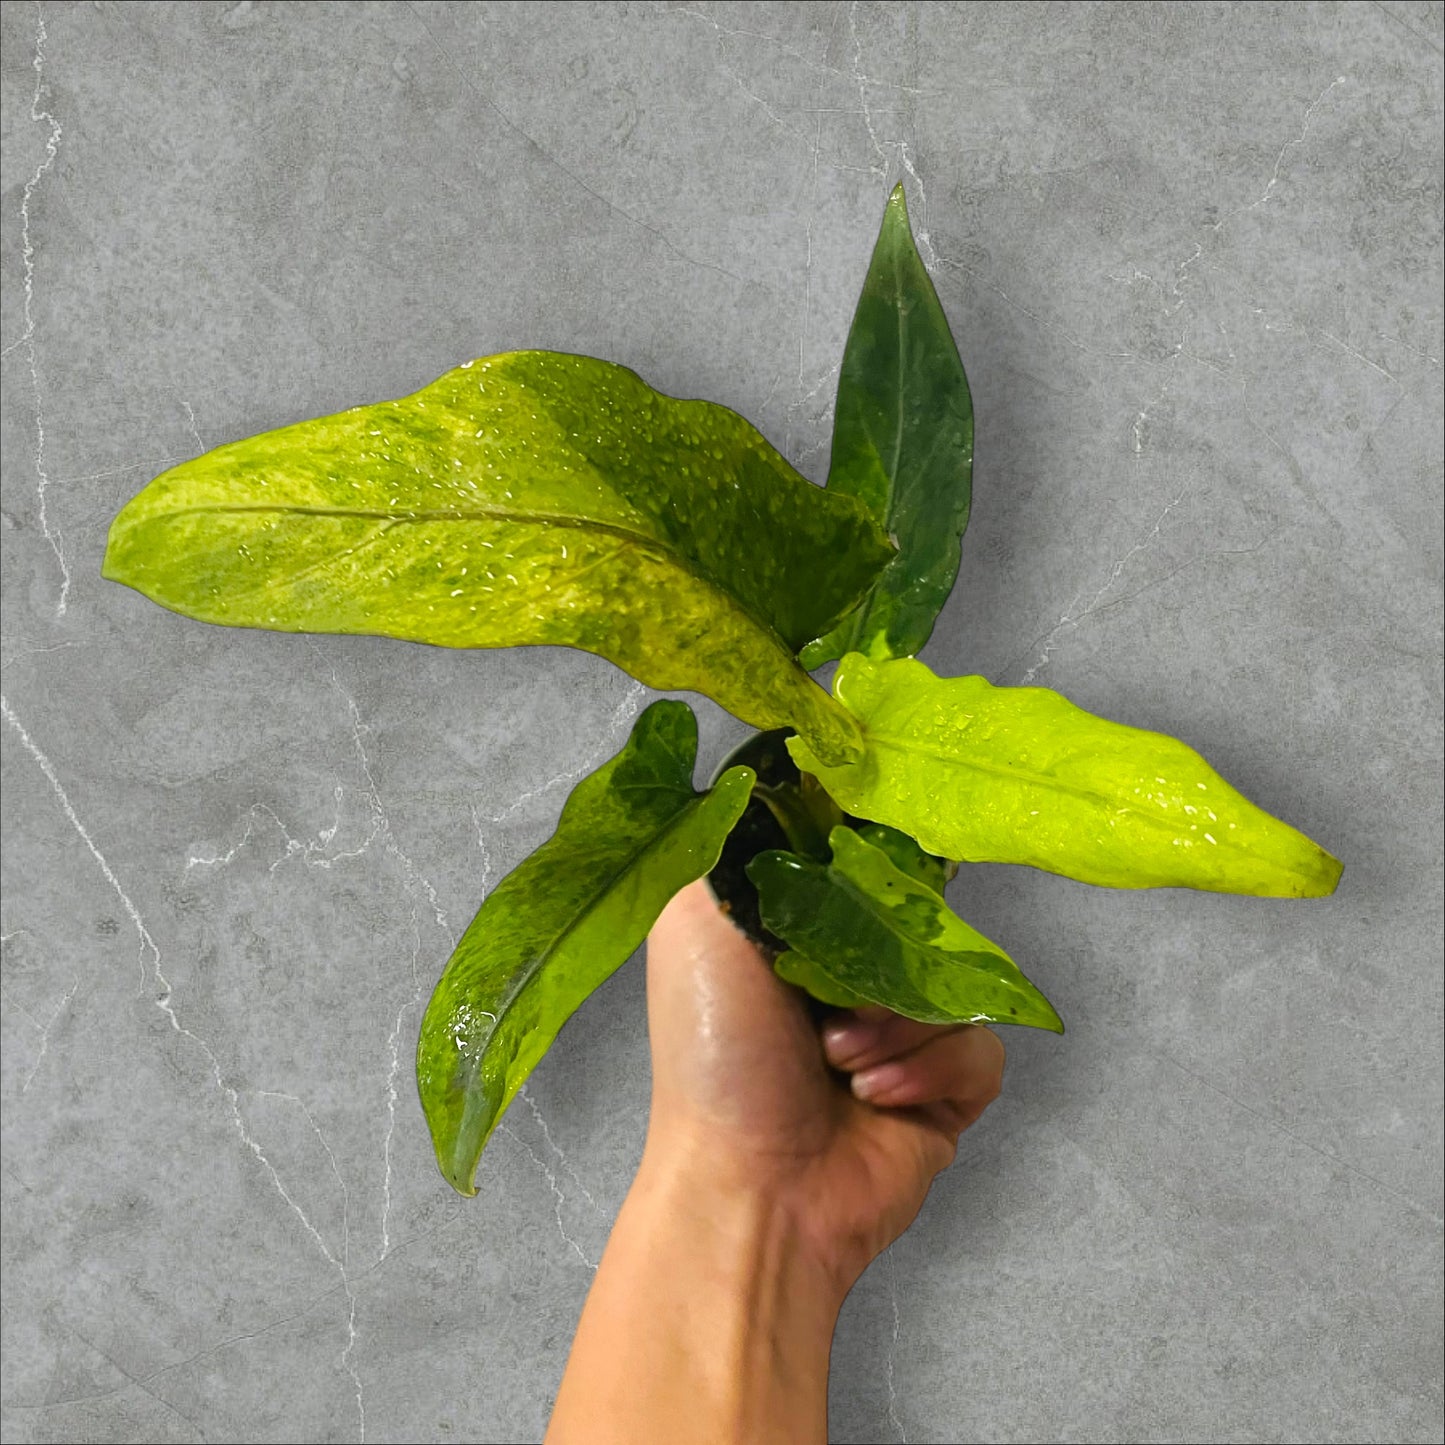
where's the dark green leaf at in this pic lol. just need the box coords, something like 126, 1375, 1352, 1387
853, 823, 955, 896
802, 184, 974, 666
789, 654, 1344, 896
103, 351, 892, 764
750, 828, 1061, 1031
417, 699, 752, 1196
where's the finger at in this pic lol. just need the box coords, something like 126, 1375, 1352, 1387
820, 1009, 966, 1071
850, 1026, 1005, 1111
648, 877, 763, 972
646, 880, 793, 1034
645, 879, 823, 1110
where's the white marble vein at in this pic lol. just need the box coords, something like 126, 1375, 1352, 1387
13, 3, 68, 615
1012, 485, 1192, 684
1, 694, 368, 1440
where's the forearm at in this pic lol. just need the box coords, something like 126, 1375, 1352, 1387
545, 1137, 844, 1445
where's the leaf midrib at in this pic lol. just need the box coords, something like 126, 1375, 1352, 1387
477, 784, 728, 1066
887, 242, 907, 507
775, 861, 1032, 1020
148, 501, 650, 543
838, 249, 909, 648
865, 727, 1246, 849
138, 502, 799, 661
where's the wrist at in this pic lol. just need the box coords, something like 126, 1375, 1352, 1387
548, 1133, 841, 1445
611, 1133, 843, 1437
636, 1121, 854, 1312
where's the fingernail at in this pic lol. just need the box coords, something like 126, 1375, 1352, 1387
851, 1062, 905, 1101
823, 1020, 877, 1064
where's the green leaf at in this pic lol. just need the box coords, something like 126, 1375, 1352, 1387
773, 952, 869, 1010
788, 654, 1343, 897
750, 828, 1062, 1031
103, 351, 892, 764
853, 822, 955, 896
417, 699, 752, 1196
753, 770, 845, 862
801, 184, 974, 667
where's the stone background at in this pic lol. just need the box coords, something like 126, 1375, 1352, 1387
2, 3, 1441, 1441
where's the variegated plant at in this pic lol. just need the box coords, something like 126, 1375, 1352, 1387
104, 186, 1341, 1196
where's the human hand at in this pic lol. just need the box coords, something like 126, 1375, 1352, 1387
643, 878, 1006, 1297
547, 879, 1004, 1444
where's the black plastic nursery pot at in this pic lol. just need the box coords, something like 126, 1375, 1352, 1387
705, 728, 799, 956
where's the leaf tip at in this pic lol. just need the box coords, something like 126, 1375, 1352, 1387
798, 635, 839, 672
715, 763, 756, 801
442, 1165, 480, 1199
433, 1112, 488, 1198
1012, 993, 1065, 1035
782, 732, 816, 776
1261, 831, 1343, 898
1301, 847, 1344, 898
418, 1042, 491, 1199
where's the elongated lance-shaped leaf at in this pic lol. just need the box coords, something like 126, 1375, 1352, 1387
751, 828, 1062, 1031
417, 700, 753, 1196
801, 184, 974, 667
103, 351, 892, 764
788, 655, 1343, 897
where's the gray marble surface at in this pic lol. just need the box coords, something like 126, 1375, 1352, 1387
2, 3, 1441, 1442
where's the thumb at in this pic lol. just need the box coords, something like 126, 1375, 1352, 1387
644, 880, 824, 1127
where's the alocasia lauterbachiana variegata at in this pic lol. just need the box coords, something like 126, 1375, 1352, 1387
103, 184, 1342, 1196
